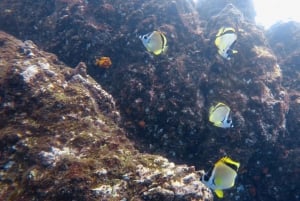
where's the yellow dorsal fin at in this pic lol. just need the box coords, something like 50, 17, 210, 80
222, 27, 236, 34
216, 27, 235, 37
214, 189, 224, 198
216, 27, 225, 37
220, 157, 240, 170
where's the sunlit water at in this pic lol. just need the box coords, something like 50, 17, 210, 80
253, 0, 300, 28
192, 0, 300, 29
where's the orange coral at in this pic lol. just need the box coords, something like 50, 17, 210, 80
95, 57, 112, 68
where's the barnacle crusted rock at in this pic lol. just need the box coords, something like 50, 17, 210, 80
0, 32, 212, 201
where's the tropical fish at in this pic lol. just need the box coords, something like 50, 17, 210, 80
215, 27, 238, 60
201, 156, 240, 198
209, 102, 233, 128
139, 31, 168, 55
95, 56, 112, 68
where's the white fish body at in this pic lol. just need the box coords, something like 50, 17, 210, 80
139, 31, 167, 55
209, 102, 233, 128
215, 27, 238, 60
201, 157, 240, 198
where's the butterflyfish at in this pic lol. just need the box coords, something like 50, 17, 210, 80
201, 156, 240, 198
209, 102, 233, 128
215, 27, 238, 60
139, 31, 168, 55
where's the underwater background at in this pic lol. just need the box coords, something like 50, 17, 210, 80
0, 0, 299, 200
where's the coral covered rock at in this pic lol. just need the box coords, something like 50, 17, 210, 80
0, 0, 297, 201
0, 31, 212, 201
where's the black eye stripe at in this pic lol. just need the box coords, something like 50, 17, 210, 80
203, 167, 213, 182
159, 33, 166, 49
223, 161, 239, 171
204, 174, 209, 181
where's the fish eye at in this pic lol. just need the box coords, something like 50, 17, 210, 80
143, 36, 148, 39
227, 119, 232, 124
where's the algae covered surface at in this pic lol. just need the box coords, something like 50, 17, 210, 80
0, 0, 299, 201
0, 32, 212, 200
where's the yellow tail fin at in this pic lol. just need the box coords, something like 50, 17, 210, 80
214, 189, 224, 198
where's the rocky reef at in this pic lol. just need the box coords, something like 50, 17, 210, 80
265, 21, 300, 201
0, 32, 212, 200
0, 0, 299, 200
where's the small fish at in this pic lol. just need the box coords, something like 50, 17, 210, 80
209, 102, 233, 128
95, 56, 112, 68
215, 27, 238, 60
139, 31, 168, 55
201, 157, 240, 198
